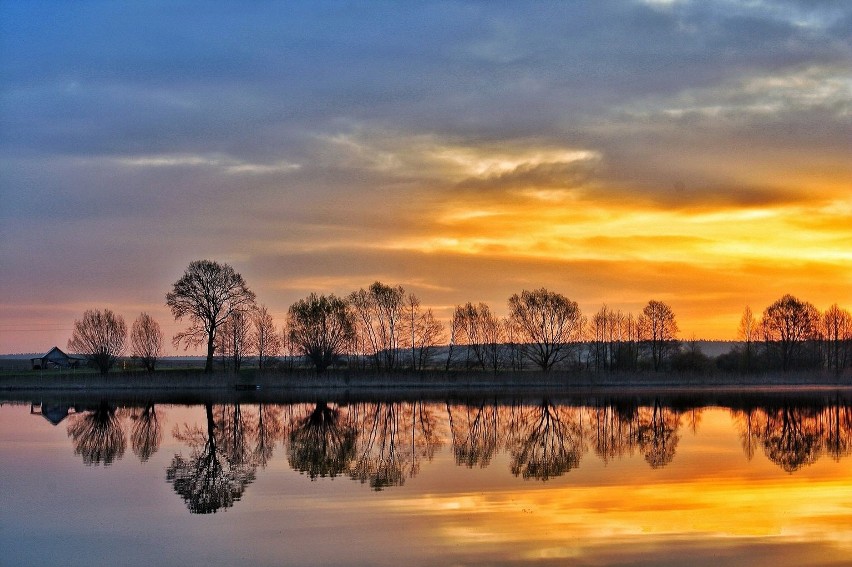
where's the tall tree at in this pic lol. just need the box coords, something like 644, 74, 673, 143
166, 260, 256, 373
823, 304, 852, 372
67, 308, 127, 374
287, 293, 355, 373
761, 294, 820, 371
348, 282, 405, 370
737, 306, 758, 372
638, 300, 679, 371
215, 308, 253, 373
252, 305, 282, 371
508, 288, 583, 372
130, 312, 163, 373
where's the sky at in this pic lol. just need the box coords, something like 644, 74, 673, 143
1, 0, 851, 354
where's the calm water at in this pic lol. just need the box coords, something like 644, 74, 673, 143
1, 392, 851, 566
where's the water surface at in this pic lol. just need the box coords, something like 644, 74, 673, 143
1, 392, 850, 566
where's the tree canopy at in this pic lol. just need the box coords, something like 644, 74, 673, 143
166, 259, 256, 373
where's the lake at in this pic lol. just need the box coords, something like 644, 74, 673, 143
1, 390, 850, 566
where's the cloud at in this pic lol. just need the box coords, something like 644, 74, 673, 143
2, 1, 851, 352
113, 153, 301, 175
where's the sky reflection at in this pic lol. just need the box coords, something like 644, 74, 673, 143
1, 397, 851, 566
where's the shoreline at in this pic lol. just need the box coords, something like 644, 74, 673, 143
2, 369, 850, 405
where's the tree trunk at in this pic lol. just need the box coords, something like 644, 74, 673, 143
205, 334, 215, 373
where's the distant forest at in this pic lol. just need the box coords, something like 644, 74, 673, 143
57, 260, 851, 376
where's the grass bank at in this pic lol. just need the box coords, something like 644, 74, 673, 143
2, 367, 849, 392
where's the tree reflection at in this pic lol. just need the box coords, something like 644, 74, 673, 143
447, 401, 500, 468
506, 401, 586, 480
589, 401, 639, 464
340, 401, 442, 490
288, 402, 357, 479
66, 401, 126, 466
254, 404, 283, 467
822, 403, 852, 461
635, 401, 682, 469
762, 406, 822, 473
167, 403, 256, 514
130, 403, 162, 462
731, 402, 852, 472
348, 402, 412, 489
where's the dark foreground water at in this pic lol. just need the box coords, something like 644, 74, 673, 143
1, 391, 851, 566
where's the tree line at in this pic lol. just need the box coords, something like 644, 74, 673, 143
65, 259, 852, 375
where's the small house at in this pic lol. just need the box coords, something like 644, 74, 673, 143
31, 346, 86, 370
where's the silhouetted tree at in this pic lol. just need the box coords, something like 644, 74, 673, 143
453, 302, 505, 372
67, 308, 127, 374
166, 259, 256, 374
130, 312, 163, 373
402, 294, 446, 370
508, 288, 583, 372
67, 402, 126, 465
215, 309, 252, 373
761, 294, 820, 371
638, 300, 679, 371
737, 306, 759, 372
349, 282, 406, 371
167, 403, 256, 514
130, 403, 162, 461
252, 305, 282, 371
287, 293, 355, 373
823, 304, 852, 372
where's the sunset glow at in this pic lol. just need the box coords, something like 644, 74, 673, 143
1, 2, 850, 352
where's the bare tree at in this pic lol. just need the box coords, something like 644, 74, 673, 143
761, 294, 820, 371
252, 305, 282, 371
737, 306, 758, 372
415, 308, 445, 370
287, 293, 355, 373
349, 282, 406, 370
508, 288, 583, 372
68, 308, 127, 374
215, 308, 253, 373
130, 312, 163, 373
823, 304, 852, 372
166, 259, 256, 373
445, 305, 464, 371
638, 300, 679, 371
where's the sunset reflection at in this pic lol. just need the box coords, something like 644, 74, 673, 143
5, 397, 852, 565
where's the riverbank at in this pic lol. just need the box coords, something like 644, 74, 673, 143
2, 368, 849, 394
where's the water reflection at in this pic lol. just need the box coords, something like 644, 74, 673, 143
67, 402, 126, 466
288, 402, 357, 479
130, 403, 162, 462
732, 401, 852, 472
27, 393, 852, 513
167, 403, 256, 514
506, 401, 585, 480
